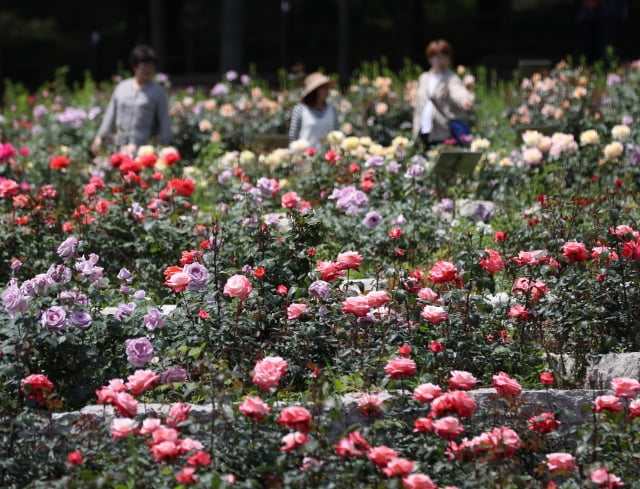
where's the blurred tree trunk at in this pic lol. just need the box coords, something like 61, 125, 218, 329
338, 0, 349, 88
149, 0, 166, 72
220, 0, 245, 73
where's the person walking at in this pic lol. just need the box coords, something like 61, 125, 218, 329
92, 44, 172, 155
412, 39, 474, 149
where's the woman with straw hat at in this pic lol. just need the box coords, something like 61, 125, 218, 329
288, 72, 339, 151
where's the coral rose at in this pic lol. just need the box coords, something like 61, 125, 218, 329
223, 274, 253, 300
384, 357, 417, 379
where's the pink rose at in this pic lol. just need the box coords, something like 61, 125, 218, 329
287, 303, 307, 320
630, 399, 640, 418
281, 191, 301, 209
545, 452, 576, 473
126, 369, 160, 396
610, 377, 640, 399
223, 274, 253, 300
384, 357, 417, 379
428, 260, 460, 284
252, 356, 288, 391
239, 396, 271, 422
413, 382, 442, 402
593, 395, 624, 413
112, 391, 138, 417
432, 416, 465, 441
367, 445, 398, 467
590, 468, 624, 487
334, 431, 371, 457
479, 249, 504, 274
139, 418, 162, 435
150, 440, 181, 463
316, 260, 346, 282
167, 402, 191, 427
110, 417, 138, 440
512, 277, 548, 301
492, 371, 522, 396
448, 370, 478, 391
280, 431, 309, 451
413, 417, 433, 433
336, 251, 363, 271
342, 295, 371, 317
508, 305, 530, 321
382, 457, 415, 477
420, 305, 448, 324
528, 412, 561, 434
431, 390, 477, 418
417, 287, 439, 302
402, 474, 437, 489
277, 406, 312, 433
562, 241, 589, 264
366, 290, 390, 308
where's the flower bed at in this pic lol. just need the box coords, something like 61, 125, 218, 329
2, 58, 640, 487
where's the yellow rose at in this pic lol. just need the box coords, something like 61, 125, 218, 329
341, 136, 360, 151
470, 138, 490, 152
579, 130, 600, 146
521, 130, 543, 148
603, 141, 624, 160
611, 125, 631, 141
239, 150, 256, 165
289, 139, 309, 153
137, 145, 156, 156
327, 130, 345, 145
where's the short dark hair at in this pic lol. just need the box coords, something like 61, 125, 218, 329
130, 44, 157, 68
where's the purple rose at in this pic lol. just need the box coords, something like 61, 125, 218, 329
125, 337, 154, 367
2, 283, 28, 315
57, 237, 80, 261
184, 263, 209, 291
362, 211, 383, 229
308, 280, 331, 301
117, 268, 132, 281
386, 160, 400, 173
46, 264, 72, 284
115, 302, 136, 321
143, 308, 166, 330
161, 366, 188, 385
210, 83, 228, 96
69, 311, 92, 330
41, 306, 67, 331
364, 156, 385, 169
75, 254, 103, 281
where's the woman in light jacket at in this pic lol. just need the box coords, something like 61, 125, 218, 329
412, 39, 474, 148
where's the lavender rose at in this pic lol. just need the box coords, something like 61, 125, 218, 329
143, 308, 166, 330
57, 236, 80, 261
69, 311, 93, 331
125, 337, 154, 367
2, 283, 28, 315
161, 366, 188, 385
184, 263, 209, 291
41, 306, 67, 331
308, 280, 331, 301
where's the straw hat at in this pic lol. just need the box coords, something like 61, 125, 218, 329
301, 72, 333, 98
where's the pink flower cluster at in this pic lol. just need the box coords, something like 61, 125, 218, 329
95, 370, 160, 417
316, 250, 364, 282
333, 430, 438, 488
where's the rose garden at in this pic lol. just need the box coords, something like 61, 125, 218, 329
2, 57, 640, 488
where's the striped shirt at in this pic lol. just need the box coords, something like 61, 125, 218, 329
97, 78, 172, 148
289, 103, 339, 150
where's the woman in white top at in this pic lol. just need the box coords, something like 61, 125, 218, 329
289, 72, 339, 151
412, 39, 474, 148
